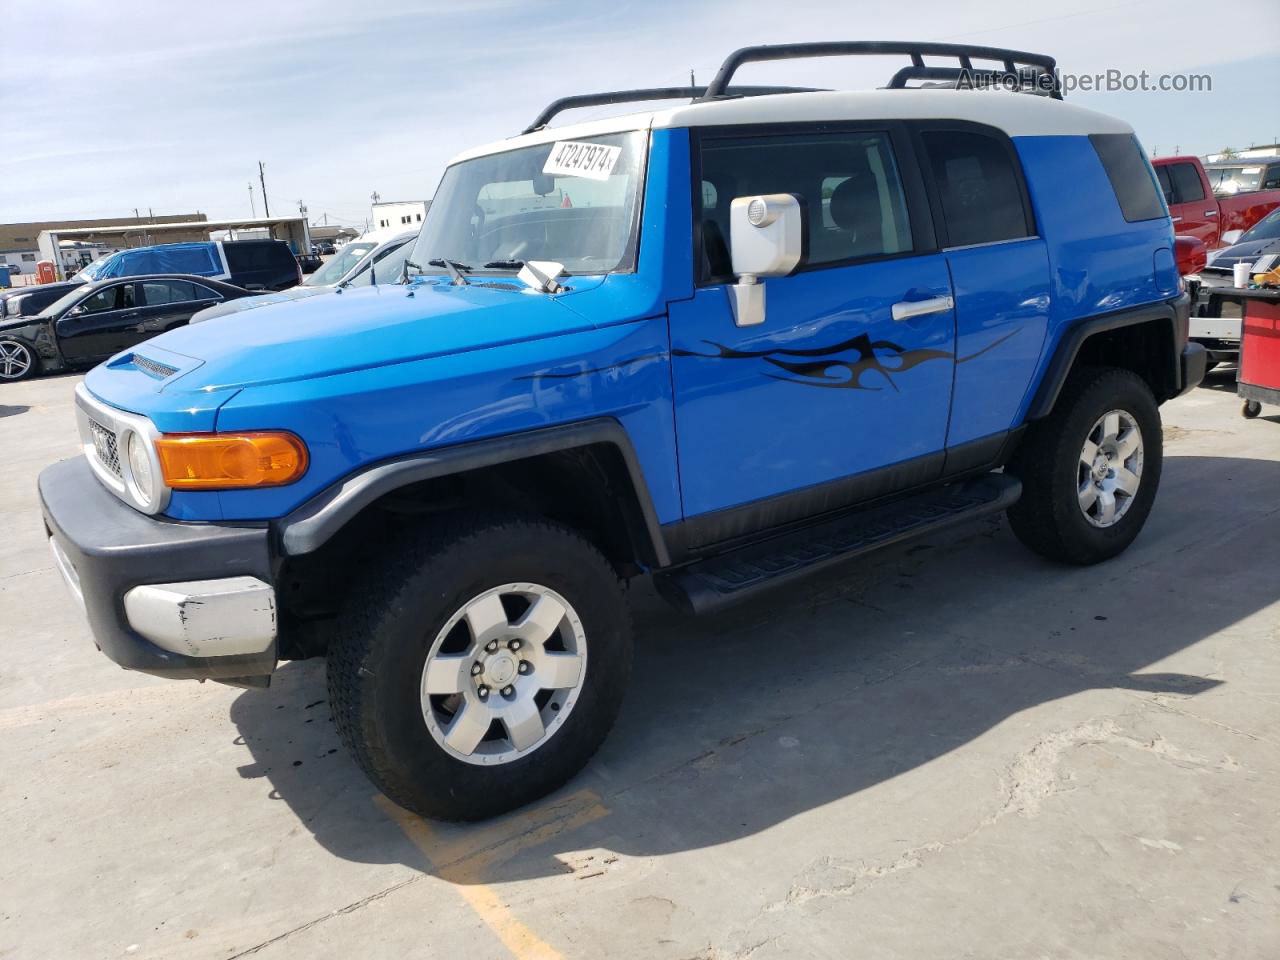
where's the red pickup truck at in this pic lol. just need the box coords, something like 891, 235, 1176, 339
1152, 155, 1280, 250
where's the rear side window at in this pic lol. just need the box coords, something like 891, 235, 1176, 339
141, 280, 200, 305
1090, 134, 1166, 222
223, 242, 291, 271
1168, 163, 1205, 203
696, 130, 914, 281
919, 130, 1030, 247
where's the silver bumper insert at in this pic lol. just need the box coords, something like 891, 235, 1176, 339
123, 577, 277, 658
49, 536, 85, 612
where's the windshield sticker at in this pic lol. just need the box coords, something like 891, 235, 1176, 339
543, 141, 622, 182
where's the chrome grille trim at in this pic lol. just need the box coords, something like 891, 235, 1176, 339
73, 382, 170, 514
87, 417, 122, 477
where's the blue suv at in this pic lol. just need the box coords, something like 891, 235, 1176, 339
39, 43, 1206, 820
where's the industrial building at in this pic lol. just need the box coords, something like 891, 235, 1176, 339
0, 213, 208, 276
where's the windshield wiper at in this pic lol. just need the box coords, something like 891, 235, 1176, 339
399, 259, 423, 284
482, 259, 525, 269
427, 258, 472, 286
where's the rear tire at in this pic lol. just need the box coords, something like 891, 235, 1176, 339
1007, 367, 1162, 565
327, 514, 632, 821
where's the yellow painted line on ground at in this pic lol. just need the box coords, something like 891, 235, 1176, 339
375, 789, 610, 960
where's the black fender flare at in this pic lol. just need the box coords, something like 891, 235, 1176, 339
276, 417, 671, 567
1026, 295, 1187, 421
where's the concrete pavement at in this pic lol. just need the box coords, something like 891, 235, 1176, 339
1, 371, 1276, 959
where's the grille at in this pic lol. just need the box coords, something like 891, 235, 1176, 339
87, 418, 122, 478
473, 282, 523, 291
131, 354, 178, 379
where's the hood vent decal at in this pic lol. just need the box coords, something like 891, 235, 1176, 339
129, 354, 179, 380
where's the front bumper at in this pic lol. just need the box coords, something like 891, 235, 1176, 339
1177, 342, 1208, 397
39, 456, 278, 681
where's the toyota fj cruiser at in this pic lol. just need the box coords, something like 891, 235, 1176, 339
39, 42, 1206, 820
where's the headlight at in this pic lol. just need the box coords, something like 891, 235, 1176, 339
124, 430, 156, 505
154, 432, 308, 489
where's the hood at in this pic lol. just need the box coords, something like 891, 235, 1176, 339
138, 278, 602, 392
190, 285, 329, 324
1206, 237, 1280, 271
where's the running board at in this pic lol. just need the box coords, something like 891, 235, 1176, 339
656, 474, 1021, 615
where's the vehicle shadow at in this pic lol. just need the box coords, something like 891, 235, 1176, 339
227, 454, 1279, 884
0, 404, 29, 418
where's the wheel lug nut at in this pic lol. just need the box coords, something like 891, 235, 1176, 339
518, 661, 531, 675
501, 685, 514, 697
485, 640, 498, 653
471, 663, 483, 676
477, 685, 490, 699
508, 639, 522, 651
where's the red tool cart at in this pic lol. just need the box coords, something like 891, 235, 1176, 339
1237, 288, 1280, 419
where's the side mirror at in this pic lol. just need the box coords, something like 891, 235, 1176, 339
65, 304, 86, 318
727, 194, 805, 326
1174, 235, 1207, 277
1220, 229, 1243, 246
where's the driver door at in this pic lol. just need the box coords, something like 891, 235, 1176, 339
55, 282, 141, 363
671, 126, 956, 543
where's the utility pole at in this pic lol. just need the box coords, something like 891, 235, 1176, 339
297, 199, 307, 219
248, 183, 257, 218
133, 207, 140, 220
370, 190, 381, 205
258, 161, 271, 218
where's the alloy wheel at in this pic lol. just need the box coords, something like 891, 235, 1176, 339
0, 341, 32, 380
1077, 409, 1143, 528
420, 582, 588, 765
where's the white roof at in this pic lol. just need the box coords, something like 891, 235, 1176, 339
451, 89, 1132, 165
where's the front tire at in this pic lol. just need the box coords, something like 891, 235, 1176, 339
327, 515, 632, 821
1007, 367, 1162, 564
0, 339, 37, 382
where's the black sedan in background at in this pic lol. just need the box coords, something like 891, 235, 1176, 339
0, 275, 250, 382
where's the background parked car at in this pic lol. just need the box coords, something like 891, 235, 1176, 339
75, 239, 301, 291
1, 282, 82, 320
297, 252, 324, 274
0, 275, 250, 382
1152, 155, 1280, 250
1187, 206, 1280, 369
190, 230, 418, 324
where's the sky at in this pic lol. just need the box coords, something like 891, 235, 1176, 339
2, 0, 1277, 228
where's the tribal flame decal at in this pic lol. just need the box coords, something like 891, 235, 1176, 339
673, 333, 951, 391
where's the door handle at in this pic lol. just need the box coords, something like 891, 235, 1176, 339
892, 295, 954, 322
1205, 210, 1218, 217
1171, 216, 1183, 223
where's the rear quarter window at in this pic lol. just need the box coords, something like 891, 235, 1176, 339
1090, 134, 1167, 222
223, 242, 293, 271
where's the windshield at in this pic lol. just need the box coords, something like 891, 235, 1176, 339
1240, 207, 1280, 244
37, 285, 96, 318
345, 238, 415, 286
74, 254, 118, 282
409, 130, 646, 277
303, 242, 376, 286
1206, 165, 1263, 196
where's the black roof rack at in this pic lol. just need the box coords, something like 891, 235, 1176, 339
523, 84, 824, 134
702, 42, 1062, 100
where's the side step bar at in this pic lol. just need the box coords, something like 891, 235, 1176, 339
656, 473, 1022, 615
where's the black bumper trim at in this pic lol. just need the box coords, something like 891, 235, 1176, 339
39, 456, 277, 680
1177, 342, 1208, 397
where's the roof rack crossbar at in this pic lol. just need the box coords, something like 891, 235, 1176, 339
523, 84, 824, 134
701, 42, 1062, 100
887, 65, 1056, 95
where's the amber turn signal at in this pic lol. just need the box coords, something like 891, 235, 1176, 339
155, 432, 308, 490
